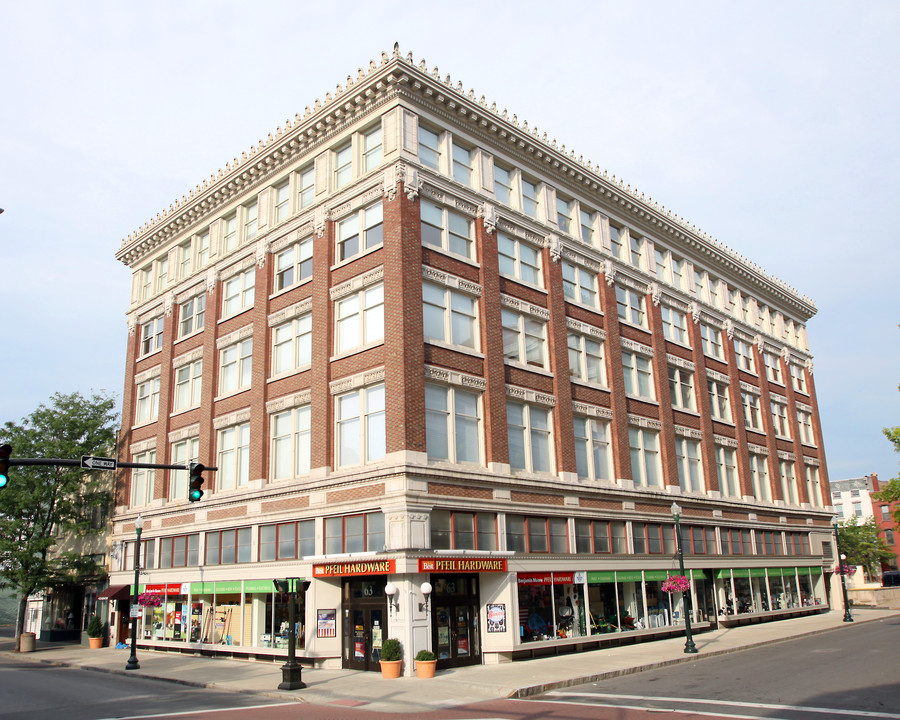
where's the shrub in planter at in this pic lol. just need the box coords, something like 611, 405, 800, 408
415, 649, 437, 679
380, 638, 402, 678
414, 649, 435, 662
86, 615, 104, 649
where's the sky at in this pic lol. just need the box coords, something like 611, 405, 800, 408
1, 0, 898, 487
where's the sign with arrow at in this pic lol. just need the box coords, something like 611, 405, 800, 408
81, 455, 116, 471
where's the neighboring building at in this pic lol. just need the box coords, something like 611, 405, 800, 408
869, 474, 900, 573
109, 47, 834, 673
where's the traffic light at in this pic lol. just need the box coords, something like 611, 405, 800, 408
0, 444, 10, 489
188, 462, 205, 502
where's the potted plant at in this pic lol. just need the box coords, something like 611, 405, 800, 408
379, 638, 402, 678
86, 615, 104, 649
415, 649, 437, 678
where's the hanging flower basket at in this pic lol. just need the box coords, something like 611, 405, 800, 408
662, 574, 691, 594
137, 591, 162, 608
834, 563, 853, 576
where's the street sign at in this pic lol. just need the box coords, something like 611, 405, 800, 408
130, 604, 141, 618
81, 455, 116, 471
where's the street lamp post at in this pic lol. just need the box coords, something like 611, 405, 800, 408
125, 515, 144, 670
274, 578, 309, 690
671, 502, 698, 654
832, 519, 853, 623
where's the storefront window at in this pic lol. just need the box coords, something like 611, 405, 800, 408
586, 577, 618, 632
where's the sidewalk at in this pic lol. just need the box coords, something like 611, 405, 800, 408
4, 608, 897, 714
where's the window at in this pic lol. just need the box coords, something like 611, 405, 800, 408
337, 202, 383, 261
805, 465, 821, 508
273, 313, 312, 374
573, 416, 612, 481
579, 209, 596, 245
298, 165, 315, 209
661, 306, 689, 344
742, 392, 763, 431
243, 200, 258, 241
521, 177, 539, 218
123, 538, 155, 572
206, 528, 252, 565
325, 512, 385, 554
885, 529, 895, 546
422, 283, 478, 349
272, 405, 311, 479
675, 437, 703, 493
178, 294, 206, 338
220, 338, 252, 395
131, 450, 155, 507
140, 266, 152, 300
363, 125, 382, 172
616, 285, 646, 327
671, 255, 686, 290
562, 262, 598, 307
734, 339, 756, 373
622, 351, 654, 399
632, 523, 675, 554
629, 427, 661, 487
685, 526, 716, 555
628, 234, 643, 268
140, 316, 164, 356
155, 256, 169, 293
173, 359, 202, 411
707, 379, 732, 422
420, 202, 473, 259
608, 224, 624, 259
797, 409, 815, 445
431, 510, 497, 551
749, 453, 770, 502
159, 534, 200, 568
722, 528, 750, 555
336, 283, 384, 353
222, 213, 237, 253
334, 141, 352, 188
336, 384, 385, 467
575, 519, 613, 553
498, 233, 542, 286
275, 236, 313, 291
218, 422, 250, 490
771, 400, 791, 438
507, 401, 553, 473
493, 163, 512, 205
852, 501, 863, 517
259, 520, 315, 561
501, 309, 547, 368
790, 364, 808, 393
425, 383, 482, 464
135, 377, 160, 424
699, 322, 723, 360
654, 248, 670, 282
418, 126, 441, 170
763, 351, 783, 384
505, 515, 568, 553
754, 530, 781, 556
668, 366, 695, 411
452, 141, 474, 185
881, 505, 891, 521
222, 268, 255, 317
568, 332, 605, 384
170, 436, 198, 499
716, 446, 739, 497
779, 460, 798, 505
556, 196, 573, 234
274, 180, 291, 224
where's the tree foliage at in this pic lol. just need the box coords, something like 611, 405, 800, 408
872, 424, 900, 526
835, 517, 895, 577
0, 391, 118, 649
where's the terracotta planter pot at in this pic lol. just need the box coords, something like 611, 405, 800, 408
380, 659, 402, 678
88, 637, 103, 649
415, 659, 437, 678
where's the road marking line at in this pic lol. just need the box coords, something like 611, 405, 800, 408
521, 698, 795, 720
92, 701, 301, 720
543, 691, 900, 719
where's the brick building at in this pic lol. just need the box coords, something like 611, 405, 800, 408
109, 47, 834, 673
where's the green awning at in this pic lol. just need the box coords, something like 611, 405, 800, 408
643, 570, 671, 581
616, 571, 643, 582
586, 571, 616, 583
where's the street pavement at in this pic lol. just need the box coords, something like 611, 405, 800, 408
2, 607, 897, 715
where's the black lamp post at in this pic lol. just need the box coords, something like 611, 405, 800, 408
274, 578, 309, 690
832, 518, 854, 623
671, 502, 698, 654
125, 515, 144, 670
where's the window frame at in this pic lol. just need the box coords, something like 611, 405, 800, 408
222, 268, 256, 318
506, 401, 554, 474
431, 509, 498, 551
272, 312, 312, 375
219, 337, 253, 396
140, 315, 165, 357
135, 376, 160, 425
661, 305, 689, 345
699, 322, 724, 360
629, 426, 662, 487
173, 359, 202, 412
335, 383, 386, 468
271, 404, 312, 480
497, 232, 542, 287
274, 235, 313, 292
615, 285, 647, 328
217, 421, 250, 491
668, 365, 695, 411
567, 331, 606, 385
622, 350, 655, 400
424, 383, 483, 465
420, 201, 474, 260
422, 282, 479, 350
562, 261, 599, 308
336, 202, 384, 262
335, 282, 384, 355
205, 527, 252, 565
675, 436, 703, 493
501, 308, 548, 369
178, 294, 206, 338
573, 415, 612, 481
707, 379, 733, 422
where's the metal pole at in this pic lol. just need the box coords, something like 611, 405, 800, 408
278, 578, 305, 690
672, 506, 698, 654
832, 521, 854, 623
125, 523, 142, 670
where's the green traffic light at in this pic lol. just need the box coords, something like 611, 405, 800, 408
0, 475, 7, 489
188, 462, 205, 502
189, 487, 202, 501
0, 444, 11, 490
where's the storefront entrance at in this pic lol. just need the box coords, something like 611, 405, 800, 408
430, 574, 480, 668
342, 577, 387, 672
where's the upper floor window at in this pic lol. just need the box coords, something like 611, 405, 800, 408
805, 466, 821, 508
579, 208, 596, 245
521, 177, 539, 218
422, 283, 478, 350
273, 313, 312, 374
179, 230, 209, 278
170, 436, 198, 499
135, 377, 160, 425
206, 527, 252, 565
707, 379, 732, 422
418, 126, 441, 170
573, 416, 612, 481
452, 141, 474, 186
337, 202, 383, 262
420, 202, 473, 259
336, 384, 385, 467
243, 200, 258, 242
699, 322, 724, 360
272, 405, 311, 479
218, 422, 250, 490
654, 248, 670, 282
336, 283, 384, 354
493, 163, 513, 205
222, 213, 238, 253
222, 268, 255, 317
779, 460, 798, 506
629, 427, 661, 487
498, 233, 542, 286
274, 180, 291, 224
173, 359, 202, 412
131, 450, 155, 507
616, 285, 646, 328
622, 350, 654, 399
562, 262, 598, 308
325, 512, 385, 554
671, 255, 686, 290
723, 528, 750, 555
159, 533, 200, 568
431, 510, 497, 551
155, 257, 169, 293
575, 519, 625, 554
334, 141, 353, 188
178, 294, 206, 338
790, 363, 808, 393
797, 409, 815, 445
275, 236, 313, 291
140, 265, 153, 300
363, 125, 383, 172
742, 392, 763, 431
608, 224, 624, 260
661, 306, 689, 345
220, 337, 253, 395
507, 401, 553, 473
749, 453, 770, 502
298, 165, 315, 209
259, 519, 315, 561
632, 522, 675, 555
425, 383, 482, 465
716, 446, 739, 497
501, 309, 547, 369
763, 351, 783, 384
734, 338, 756, 373
628, 234, 644, 268
669, 366, 695, 411
771, 400, 791, 438
506, 514, 568, 553
675, 437, 703, 493
556, 196, 573, 234
140, 316, 164, 357
567, 332, 605, 385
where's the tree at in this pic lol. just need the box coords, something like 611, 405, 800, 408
872, 425, 900, 526
0, 391, 118, 651
835, 517, 895, 579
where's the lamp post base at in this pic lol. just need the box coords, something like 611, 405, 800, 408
278, 662, 306, 690
125, 655, 140, 670
684, 639, 699, 654
843, 611, 854, 623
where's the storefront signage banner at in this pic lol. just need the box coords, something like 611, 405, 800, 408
586, 571, 615, 583
313, 559, 395, 577
747, 568, 767, 578
516, 571, 575, 585
144, 583, 189, 595
615, 571, 643, 583
731, 568, 751, 578
245, 579, 281, 593
643, 570, 670, 581
418, 557, 508, 573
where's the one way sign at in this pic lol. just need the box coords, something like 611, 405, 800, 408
81, 455, 116, 471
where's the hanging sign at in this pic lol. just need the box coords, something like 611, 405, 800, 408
313, 559, 395, 577
418, 558, 507, 573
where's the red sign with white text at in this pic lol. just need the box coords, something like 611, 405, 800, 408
418, 558, 508, 573
516, 572, 574, 585
313, 559, 396, 577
